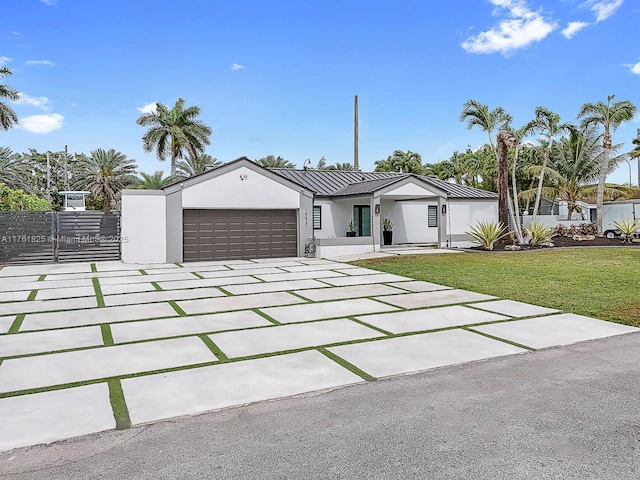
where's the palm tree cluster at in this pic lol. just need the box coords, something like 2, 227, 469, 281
454, 96, 637, 237
0, 67, 19, 131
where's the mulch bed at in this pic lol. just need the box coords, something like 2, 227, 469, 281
469, 236, 640, 252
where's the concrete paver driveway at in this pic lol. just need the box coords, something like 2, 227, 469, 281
0, 257, 637, 453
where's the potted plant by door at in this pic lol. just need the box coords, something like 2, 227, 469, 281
346, 220, 356, 237
382, 218, 393, 245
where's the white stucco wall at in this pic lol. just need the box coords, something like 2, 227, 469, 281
182, 166, 301, 209
381, 200, 439, 244
121, 191, 167, 264
447, 200, 497, 236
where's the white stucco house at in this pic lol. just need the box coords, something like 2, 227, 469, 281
121, 157, 497, 263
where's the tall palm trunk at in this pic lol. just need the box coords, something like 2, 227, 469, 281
496, 132, 511, 227
596, 129, 611, 236
511, 146, 524, 243
531, 140, 553, 223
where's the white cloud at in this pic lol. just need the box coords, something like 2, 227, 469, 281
231, 63, 245, 71
19, 113, 64, 134
0, 56, 12, 66
14, 93, 51, 110
625, 61, 640, 75
589, 0, 624, 22
137, 102, 158, 114
26, 60, 56, 67
40, 0, 58, 5
462, 0, 557, 55
562, 21, 590, 38
12, 31, 21, 36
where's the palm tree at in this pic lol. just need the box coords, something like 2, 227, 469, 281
520, 126, 631, 220
255, 155, 295, 168
459, 99, 512, 159
0, 67, 19, 131
176, 153, 220, 178
578, 95, 637, 235
375, 150, 424, 174
74, 149, 137, 211
136, 98, 212, 176
135, 170, 179, 189
0, 147, 28, 190
529, 107, 570, 222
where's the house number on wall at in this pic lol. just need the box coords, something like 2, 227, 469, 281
240, 174, 248, 181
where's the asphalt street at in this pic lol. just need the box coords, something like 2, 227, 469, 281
2, 332, 639, 480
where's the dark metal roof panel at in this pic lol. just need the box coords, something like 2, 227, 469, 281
270, 169, 405, 195
269, 169, 497, 199
331, 177, 405, 196
420, 176, 498, 199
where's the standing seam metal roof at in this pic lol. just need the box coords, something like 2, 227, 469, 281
270, 168, 496, 199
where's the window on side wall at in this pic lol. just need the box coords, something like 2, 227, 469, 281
313, 205, 321, 230
428, 205, 438, 227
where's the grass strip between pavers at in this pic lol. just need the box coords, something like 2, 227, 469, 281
317, 347, 376, 382
92, 277, 105, 308
199, 334, 229, 362
90, 263, 97, 273
101, 324, 114, 346
462, 327, 535, 351
151, 281, 162, 291
252, 308, 281, 325
8, 314, 25, 334
139, 269, 147, 275
169, 300, 187, 316
175, 263, 184, 268
26, 289, 38, 301
192, 272, 204, 279
108, 379, 132, 430
37, 274, 46, 281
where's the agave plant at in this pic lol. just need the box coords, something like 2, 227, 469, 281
612, 217, 640, 243
524, 221, 555, 246
466, 221, 510, 250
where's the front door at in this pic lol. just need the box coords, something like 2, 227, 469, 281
353, 205, 371, 236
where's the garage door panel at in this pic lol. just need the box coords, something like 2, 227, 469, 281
183, 209, 297, 262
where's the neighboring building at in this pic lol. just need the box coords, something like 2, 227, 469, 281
121, 157, 497, 264
59, 191, 90, 211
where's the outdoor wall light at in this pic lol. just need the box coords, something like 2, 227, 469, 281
441, 204, 446, 214
375, 204, 380, 214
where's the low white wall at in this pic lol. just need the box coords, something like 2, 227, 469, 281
522, 215, 590, 228
121, 191, 167, 264
314, 237, 377, 259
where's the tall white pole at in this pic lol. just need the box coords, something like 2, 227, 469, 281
46, 151, 51, 202
354, 95, 359, 172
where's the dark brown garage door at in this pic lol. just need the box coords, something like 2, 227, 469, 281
183, 209, 298, 262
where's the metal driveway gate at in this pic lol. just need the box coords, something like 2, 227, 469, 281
0, 211, 121, 265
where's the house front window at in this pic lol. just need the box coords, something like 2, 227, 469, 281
313, 205, 321, 230
428, 205, 438, 227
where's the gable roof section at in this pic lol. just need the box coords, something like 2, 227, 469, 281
270, 168, 496, 199
162, 157, 312, 196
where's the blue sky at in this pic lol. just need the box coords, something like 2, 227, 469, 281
2, 0, 639, 184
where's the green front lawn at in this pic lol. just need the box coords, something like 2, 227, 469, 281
353, 248, 640, 327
